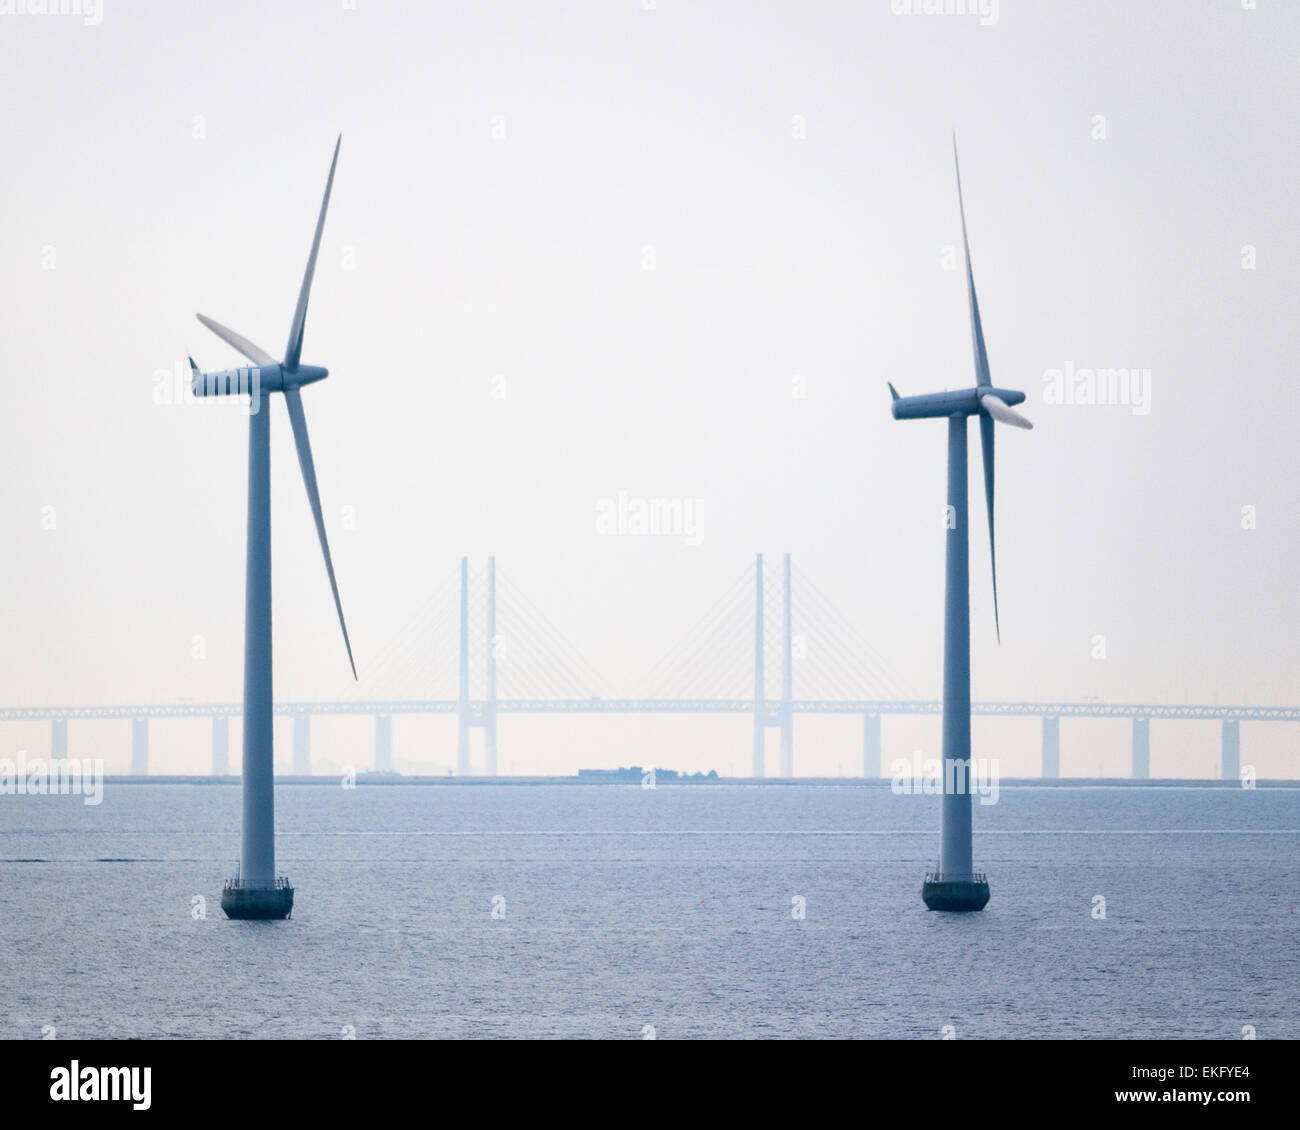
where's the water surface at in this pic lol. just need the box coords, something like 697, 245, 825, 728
1, 782, 1296, 1039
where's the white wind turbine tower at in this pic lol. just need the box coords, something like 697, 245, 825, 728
187, 136, 355, 920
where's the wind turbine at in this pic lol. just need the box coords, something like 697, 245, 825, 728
888, 138, 1032, 912
188, 136, 355, 920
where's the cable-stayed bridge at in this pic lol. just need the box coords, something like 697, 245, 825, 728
3, 555, 1292, 779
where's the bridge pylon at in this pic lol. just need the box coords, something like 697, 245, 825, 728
456, 555, 499, 775
458, 556, 470, 773
753, 552, 795, 777
485, 555, 498, 775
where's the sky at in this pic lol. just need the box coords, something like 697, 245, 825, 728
0, 0, 1297, 777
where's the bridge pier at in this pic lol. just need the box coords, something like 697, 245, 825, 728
1221, 718, 1239, 781
778, 709, 793, 777
51, 717, 68, 761
1131, 717, 1150, 779
375, 714, 392, 773
131, 717, 148, 775
1041, 715, 1060, 779
212, 715, 230, 775
484, 710, 497, 776
862, 712, 881, 777
292, 712, 311, 775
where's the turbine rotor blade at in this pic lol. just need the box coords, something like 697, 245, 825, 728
284, 135, 341, 372
979, 411, 1000, 645
195, 314, 276, 367
981, 392, 1034, 429
283, 385, 356, 679
953, 134, 993, 389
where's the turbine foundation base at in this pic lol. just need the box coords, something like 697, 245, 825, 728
921, 873, 989, 912
221, 878, 294, 920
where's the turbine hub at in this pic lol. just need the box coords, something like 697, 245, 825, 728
288, 364, 329, 388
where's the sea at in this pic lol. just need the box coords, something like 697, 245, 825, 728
1, 782, 1297, 1039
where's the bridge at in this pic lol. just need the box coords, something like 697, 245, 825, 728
2, 556, 1288, 780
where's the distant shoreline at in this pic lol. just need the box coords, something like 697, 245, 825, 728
92, 775, 1295, 788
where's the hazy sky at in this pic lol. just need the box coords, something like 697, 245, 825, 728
1, 0, 1297, 776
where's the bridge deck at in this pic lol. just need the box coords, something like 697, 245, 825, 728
1, 700, 1295, 722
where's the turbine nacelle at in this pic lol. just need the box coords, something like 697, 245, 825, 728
888, 383, 1026, 421
189, 360, 274, 399
187, 360, 328, 400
